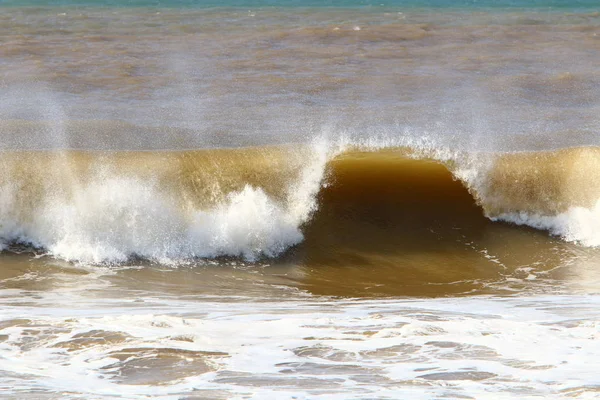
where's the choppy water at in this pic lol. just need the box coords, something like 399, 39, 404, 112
1, 1, 600, 398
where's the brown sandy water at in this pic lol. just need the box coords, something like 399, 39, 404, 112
1, 5, 600, 399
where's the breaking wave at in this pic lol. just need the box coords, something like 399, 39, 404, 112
0, 140, 599, 264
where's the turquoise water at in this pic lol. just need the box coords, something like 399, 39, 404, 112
0, 0, 598, 9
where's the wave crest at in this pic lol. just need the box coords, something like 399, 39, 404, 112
1, 143, 599, 264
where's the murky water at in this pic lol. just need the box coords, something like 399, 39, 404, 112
1, 3, 600, 398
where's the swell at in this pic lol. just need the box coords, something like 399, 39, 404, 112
0, 144, 599, 264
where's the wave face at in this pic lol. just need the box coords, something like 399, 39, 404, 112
0, 144, 599, 264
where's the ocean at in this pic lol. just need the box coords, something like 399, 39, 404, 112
1, 0, 600, 398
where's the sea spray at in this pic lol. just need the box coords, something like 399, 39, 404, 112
0, 140, 332, 263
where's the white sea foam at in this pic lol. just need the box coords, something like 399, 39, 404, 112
1, 288, 599, 399
0, 178, 309, 264
494, 200, 600, 247
0, 141, 330, 264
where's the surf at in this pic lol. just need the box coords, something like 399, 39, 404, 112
0, 142, 598, 264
